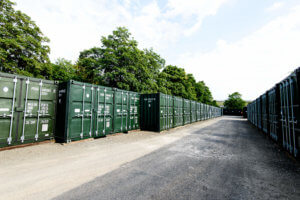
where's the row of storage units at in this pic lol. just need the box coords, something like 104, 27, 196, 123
55, 81, 140, 143
247, 67, 300, 159
140, 93, 222, 132
0, 72, 222, 148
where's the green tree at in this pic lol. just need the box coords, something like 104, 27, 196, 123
224, 92, 246, 109
195, 81, 214, 105
0, 0, 51, 78
77, 27, 165, 93
51, 58, 76, 81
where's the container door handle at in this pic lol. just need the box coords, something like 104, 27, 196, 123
7, 77, 17, 145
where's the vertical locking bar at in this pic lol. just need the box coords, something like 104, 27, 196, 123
81, 84, 85, 138
21, 78, 29, 143
35, 80, 43, 141
121, 91, 123, 132
126, 92, 129, 130
284, 80, 292, 152
89, 87, 94, 137
103, 88, 106, 135
95, 88, 99, 136
7, 77, 17, 145
289, 77, 297, 156
280, 83, 286, 148
133, 94, 135, 129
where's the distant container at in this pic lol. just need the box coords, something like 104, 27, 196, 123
190, 100, 197, 123
0, 72, 58, 148
279, 68, 300, 157
267, 85, 280, 142
196, 102, 201, 121
174, 96, 183, 127
140, 93, 173, 132
261, 94, 268, 134
183, 99, 191, 125
113, 89, 130, 133
94, 85, 114, 137
128, 92, 140, 131
242, 107, 247, 118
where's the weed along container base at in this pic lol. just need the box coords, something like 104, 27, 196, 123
94, 86, 114, 137
56, 80, 94, 143
0, 72, 58, 148
174, 96, 183, 127
128, 92, 140, 131
140, 93, 173, 132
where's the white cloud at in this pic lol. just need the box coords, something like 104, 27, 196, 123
176, 6, 300, 100
14, 0, 228, 62
165, 0, 229, 36
266, 2, 285, 12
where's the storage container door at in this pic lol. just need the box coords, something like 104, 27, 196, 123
95, 87, 113, 137
114, 91, 129, 133
0, 76, 19, 147
159, 94, 166, 131
69, 84, 93, 140
128, 93, 140, 131
19, 79, 57, 144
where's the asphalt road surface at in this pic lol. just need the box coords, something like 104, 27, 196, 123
54, 116, 300, 200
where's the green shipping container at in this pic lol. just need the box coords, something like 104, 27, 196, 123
183, 99, 191, 125
128, 92, 140, 131
140, 93, 173, 132
56, 81, 94, 142
190, 100, 197, 123
0, 72, 57, 148
94, 85, 114, 137
196, 102, 201, 121
113, 89, 129, 133
174, 96, 183, 127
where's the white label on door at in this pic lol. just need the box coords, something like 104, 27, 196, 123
42, 124, 48, 132
86, 94, 90, 98
75, 109, 80, 113
3, 87, 8, 92
106, 121, 110, 128
0, 108, 9, 112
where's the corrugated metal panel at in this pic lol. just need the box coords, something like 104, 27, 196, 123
0, 72, 57, 148
94, 85, 114, 137
279, 70, 300, 158
128, 92, 140, 131
140, 93, 159, 131
267, 85, 281, 142
56, 80, 94, 142
113, 89, 129, 133
261, 93, 268, 134
174, 96, 183, 127
190, 101, 197, 123
196, 102, 201, 121
183, 99, 191, 125
140, 93, 174, 132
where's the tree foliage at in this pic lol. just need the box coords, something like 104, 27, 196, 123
77, 27, 165, 93
51, 58, 76, 81
0, 2, 219, 106
224, 92, 246, 109
0, 0, 51, 78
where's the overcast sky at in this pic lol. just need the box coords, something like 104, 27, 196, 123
14, 0, 300, 100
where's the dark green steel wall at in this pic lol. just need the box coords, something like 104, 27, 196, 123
0, 72, 57, 148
